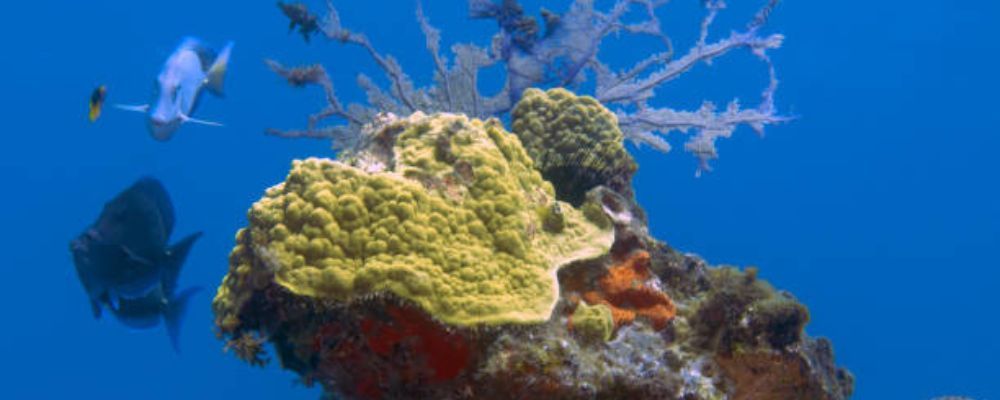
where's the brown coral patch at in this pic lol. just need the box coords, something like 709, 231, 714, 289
577, 251, 676, 331
716, 351, 835, 400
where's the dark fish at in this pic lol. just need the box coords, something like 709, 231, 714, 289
89, 85, 107, 122
278, 2, 320, 43
70, 177, 202, 351
107, 279, 201, 352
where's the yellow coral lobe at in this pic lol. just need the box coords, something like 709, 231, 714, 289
569, 302, 615, 342
215, 113, 613, 327
511, 88, 638, 204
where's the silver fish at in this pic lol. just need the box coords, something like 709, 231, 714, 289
117, 37, 233, 141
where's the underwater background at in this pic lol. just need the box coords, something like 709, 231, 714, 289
0, 0, 996, 399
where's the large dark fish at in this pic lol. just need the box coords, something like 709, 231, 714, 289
70, 177, 201, 351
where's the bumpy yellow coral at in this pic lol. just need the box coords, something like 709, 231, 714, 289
511, 88, 638, 204
215, 113, 613, 327
570, 302, 614, 342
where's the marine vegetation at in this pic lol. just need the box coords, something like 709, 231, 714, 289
267, 0, 787, 174
212, 1, 853, 398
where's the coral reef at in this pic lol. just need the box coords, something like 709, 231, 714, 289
269, 0, 787, 174
568, 302, 614, 342
215, 105, 852, 399
215, 112, 613, 328
511, 88, 637, 205
583, 251, 677, 332
222, 3, 854, 392
689, 266, 810, 353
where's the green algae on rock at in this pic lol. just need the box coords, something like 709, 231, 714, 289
511, 88, 638, 205
214, 112, 614, 329
569, 302, 615, 342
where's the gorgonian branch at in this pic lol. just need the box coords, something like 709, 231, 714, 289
269, 0, 790, 174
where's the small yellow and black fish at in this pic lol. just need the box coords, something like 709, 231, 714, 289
88, 85, 107, 122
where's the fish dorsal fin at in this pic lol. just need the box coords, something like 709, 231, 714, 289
95, 177, 174, 261
204, 41, 233, 96
129, 177, 175, 243
161, 232, 202, 295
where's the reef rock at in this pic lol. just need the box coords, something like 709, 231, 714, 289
214, 105, 852, 399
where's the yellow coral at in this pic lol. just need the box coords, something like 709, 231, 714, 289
511, 88, 638, 204
569, 302, 614, 342
215, 113, 613, 327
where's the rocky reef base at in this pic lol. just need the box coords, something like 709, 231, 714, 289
215, 106, 853, 399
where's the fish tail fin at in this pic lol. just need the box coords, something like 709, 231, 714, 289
164, 286, 201, 353
162, 232, 203, 295
205, 41, 234, 97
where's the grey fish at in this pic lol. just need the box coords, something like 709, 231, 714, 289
116, 37, 233, 141
70, 177, 201, 351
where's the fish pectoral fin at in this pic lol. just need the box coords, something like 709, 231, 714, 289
107, 294, 121, 311
120, 245, 154, 266
178, 112, 224, 127
113, 104, 150, 113
90, 299, 103, 319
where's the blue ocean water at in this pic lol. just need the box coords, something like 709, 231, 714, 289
0, 1, 996, 399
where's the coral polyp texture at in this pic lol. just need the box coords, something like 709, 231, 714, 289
511, 88, 638, 205
215, 112, 613, 329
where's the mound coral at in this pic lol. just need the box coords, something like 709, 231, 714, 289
511, 88, 638, 204
215, 112, 613, 328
